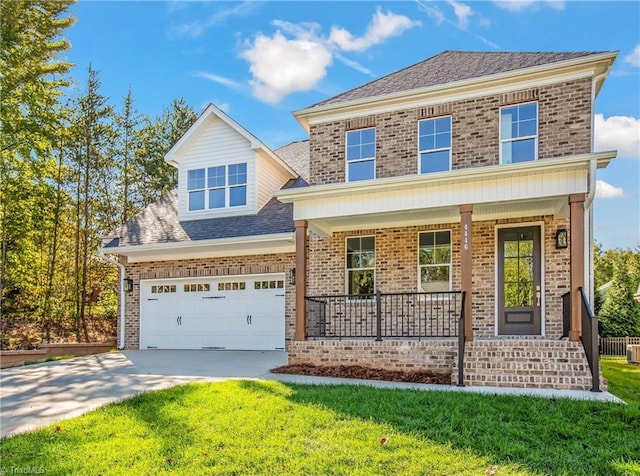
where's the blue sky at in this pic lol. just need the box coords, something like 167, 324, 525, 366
65, 1, 639, 250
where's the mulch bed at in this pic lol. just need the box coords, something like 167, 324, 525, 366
270, 363, 452, 385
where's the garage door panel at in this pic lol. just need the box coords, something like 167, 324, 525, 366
140, 275, 285, 350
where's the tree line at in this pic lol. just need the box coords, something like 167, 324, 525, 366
594, 244, 640, 337
1, 1, 197, 348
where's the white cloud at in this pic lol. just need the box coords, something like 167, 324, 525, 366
171, 2, 257, 38
448, 1, 474, 30
196, 72, 243, 90
239, 9, 420, 103
328, 8, 421, 52
416, 1, 445, 24
335, 53, 375, 77
199, 101, 230, 114
240, 31, 333, 104
493, 1, 565, 12
594, 114, 640, 160
624, 44, 640, 68
596, 180, 625, 198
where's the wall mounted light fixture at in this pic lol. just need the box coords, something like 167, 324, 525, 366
555, 228, 568, 249
288, 268, 296, 286
124, 278, 134, 293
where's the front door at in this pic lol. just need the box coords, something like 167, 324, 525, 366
497, 226, 542, 335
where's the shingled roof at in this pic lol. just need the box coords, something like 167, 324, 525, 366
310, 50, 608, 108
274, 140, 310, 182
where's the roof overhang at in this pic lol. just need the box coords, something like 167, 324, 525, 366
275, 151, 616, 237
100, 232, 295, 263
293, 51, 618, 131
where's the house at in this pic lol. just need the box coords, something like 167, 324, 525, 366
102, 50, 618, 391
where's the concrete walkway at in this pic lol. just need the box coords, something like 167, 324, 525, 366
0, 350, 623, 438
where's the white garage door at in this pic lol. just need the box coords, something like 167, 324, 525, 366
140, 274, 285, 350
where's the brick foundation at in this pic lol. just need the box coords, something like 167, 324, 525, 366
288, 338, 604, 391
288, 339, 458, 375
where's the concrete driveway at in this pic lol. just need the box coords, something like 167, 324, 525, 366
0, 350, 287, 438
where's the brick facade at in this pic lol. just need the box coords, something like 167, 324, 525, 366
120, 253, 295, 349
308, 79, 592, 185
306, 215, 570, 339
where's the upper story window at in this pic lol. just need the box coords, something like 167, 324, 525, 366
346, 236, 375, 297
419, 116, 452, 174
346, 127, 376, 182
500, 102, 538, 164
187, 162, 247, 211
418, 230, 451, 293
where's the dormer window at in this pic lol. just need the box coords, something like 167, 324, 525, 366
346, 127, 376, 181
187, 163, 247, 211
500, 102, 538, 164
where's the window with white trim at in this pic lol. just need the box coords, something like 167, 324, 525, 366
419, 231, 451, 293
500, 102, 538, 164
187, 163, 247, 211
419, 116, 451, 173
346, 236, 375, 296
346, 128, 376, 181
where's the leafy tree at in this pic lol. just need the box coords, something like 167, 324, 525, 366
111, 88, 143, 223
136, 98, 197, 208
598, 253, 640, 337
0, 0, 75, 321
67, 65, 114, 340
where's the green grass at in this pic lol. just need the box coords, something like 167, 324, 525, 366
1, 380, 638, 475
602, 356, 640, 406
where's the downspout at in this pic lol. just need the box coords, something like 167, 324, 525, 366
585, 70, 610, 304
97, 248, 126, 350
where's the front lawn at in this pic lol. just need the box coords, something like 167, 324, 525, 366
602, 356, 640, 406
2, 380, 638, 475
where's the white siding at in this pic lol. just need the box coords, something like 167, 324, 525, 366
293, 168, 588, 221
256, 150, 292, 210
176, 116, 257, 221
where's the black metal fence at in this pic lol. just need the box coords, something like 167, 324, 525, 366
305, 290, 464, 340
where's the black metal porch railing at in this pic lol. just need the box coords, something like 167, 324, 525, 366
579, 287, 601, 392
561, 288, 601, 392
561, 291, 571, 339
306, 290, 465, 340
457, 291, 467, 387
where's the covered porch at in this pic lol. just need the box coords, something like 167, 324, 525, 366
277, 152, 615, 341
275, 152, 614, 390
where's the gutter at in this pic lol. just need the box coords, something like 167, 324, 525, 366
97, 248, 126, 350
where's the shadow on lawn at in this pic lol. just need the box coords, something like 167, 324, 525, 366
241, 380, 640, 476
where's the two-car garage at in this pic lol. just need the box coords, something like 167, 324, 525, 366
139, 274, 286, 351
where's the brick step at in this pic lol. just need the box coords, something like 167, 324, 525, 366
452, 339, 605, 391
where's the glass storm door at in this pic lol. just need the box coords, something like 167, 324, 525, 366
497, 226, 542, 335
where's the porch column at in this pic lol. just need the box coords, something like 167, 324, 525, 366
294, 220, 308, 341
569, 194, 586, 341
460, 204, 473, 341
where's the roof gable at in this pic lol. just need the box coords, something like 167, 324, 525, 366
306, 50, 615, 109
165, 103, 297, 177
